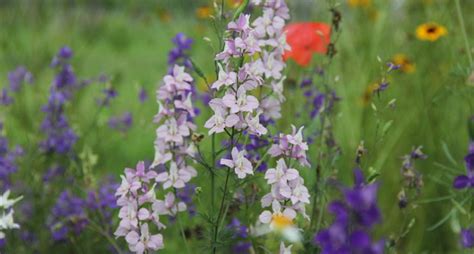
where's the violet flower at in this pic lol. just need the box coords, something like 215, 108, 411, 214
220, 147, 254, 179
47, 191, 88, 242
8, 66, 33, 92
39, 46, 79, 154
226, 218, 251, 253
138, 87, 148, 103
168, 33, 193, 71
461, 227, 474, 249
314, 169, 384, 254
0, 89, 13, 106
453, 142, 474, 189
108, 112, 133, 133
0, 124, 23, 191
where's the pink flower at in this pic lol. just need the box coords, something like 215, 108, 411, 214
153, 101, 174, 123
155, 162, 195, 189
220, 147, 254, 179
262, 51, 284, 79
268, 125, 310, 167
245, 113, 268, 136
116, 174, 141, 198
212, 64, 237, 90
222, 87, 259, 113
216, 40, 238, 62
260, 97, 282, 120
129, 161, 158, 183
156, 118, 190, 144
204, 99, 240, 134
228, 14, 251, 32
126, 223, 164, 253
153, 192, 186, 216
252, 9, 285, 38
116, 200, 138, 236
264, 159, 299, 185
150, 140, 172, 168
290, 183, 310, 205
174, 93, 195, 117
163, 65, 193, 91
235, 32, 262, 55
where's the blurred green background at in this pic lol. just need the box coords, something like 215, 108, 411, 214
1, 0, 473, 253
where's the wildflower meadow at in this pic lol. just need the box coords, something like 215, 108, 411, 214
1, 0, 474, 253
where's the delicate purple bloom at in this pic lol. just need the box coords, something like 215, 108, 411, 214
0, 89, 13, 106
8, 66, 33, 92
168, 33, 193, 71
108, 112, 133, 132
220, 147, 254, 179
48, 191, 88, 242
226, 218, 252, 253
39, 46, 79, 154
300, 78, 312, 88
269, 125, 310, 167
461, 227, 474, 249
453, 142, 474, 189
138, 87, 148, 103
314, 169, 384, 253
310, 93, 325, 119
0, 126, 23, 191
155, 162, 196, 189
98, 87, 118, 106
176, 184, 196, 216
42, 166, 65, 183
58, 46, 73, 59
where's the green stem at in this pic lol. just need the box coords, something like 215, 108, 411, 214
455, 0, 473, 68
210, 134, 216, 251
177, 211, 191, 254
212, 129, 235, 254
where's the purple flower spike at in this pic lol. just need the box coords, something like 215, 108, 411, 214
314, 169, 384, 254
461, 228, 474, 249
58, 46, 73, 59
8, 66, 33, 92
453, 142, 474, 190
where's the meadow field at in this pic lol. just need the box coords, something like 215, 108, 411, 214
0, 0, 473, 253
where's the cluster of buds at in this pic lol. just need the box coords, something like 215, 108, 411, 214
398, 146, 427, 209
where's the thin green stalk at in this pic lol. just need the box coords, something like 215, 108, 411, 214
88, 220, 123, 254
212, 128, 235, 254
177, 212, 191, 254
210, 133, 216, 251
455, 0, 473, 68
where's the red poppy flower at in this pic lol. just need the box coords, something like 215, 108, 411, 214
283, 22, 331, 67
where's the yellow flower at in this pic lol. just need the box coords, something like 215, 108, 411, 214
196, 6, 213, 20
271, 213, 294, 230
156, 8, 171, 22
361, 83, 379, 106
348, 0, 371, 8
392, 54, 416, 73
227, 0, 243, 8
416, 23, 447, 41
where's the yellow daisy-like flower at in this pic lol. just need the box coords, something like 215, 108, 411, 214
348, 0, 371, 8
416, 23, 447, 41
392, 54, 416, 73
196, 6, 213, 20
